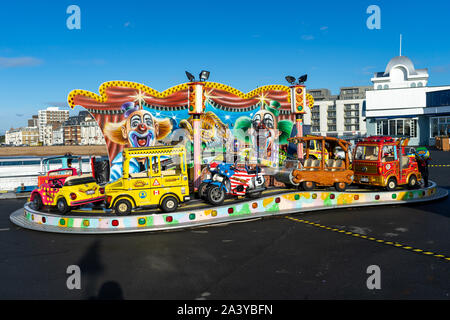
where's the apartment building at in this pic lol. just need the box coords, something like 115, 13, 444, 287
304, 86, 370, 137
37, 107, 69, 144
80, 118, 105, 145
63, 116, 82, 145
5, 127, 39, 146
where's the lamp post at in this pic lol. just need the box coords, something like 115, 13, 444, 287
186, 70, 209, 191
286, 75, 308, 161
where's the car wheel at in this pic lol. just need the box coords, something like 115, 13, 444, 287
386, 177, 397, 191
32, 194, 43, 210
408, 175, 418, 189
160, 196, 179, 213
57, 198, 70, 214
334, 182, 347, 192
206, 185, 226, 206
301, 181, 316, 191
114, 199, 132, 216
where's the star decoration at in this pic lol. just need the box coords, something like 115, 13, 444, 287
257, 92, 268, 108
129, 90, 149, 109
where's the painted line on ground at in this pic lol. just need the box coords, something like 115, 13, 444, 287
430, 164, 450, 167
285, 216, 450, 263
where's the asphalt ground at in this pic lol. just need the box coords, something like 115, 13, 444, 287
0, 150, 449, 300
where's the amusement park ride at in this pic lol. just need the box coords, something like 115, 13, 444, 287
9, 72, 447, 234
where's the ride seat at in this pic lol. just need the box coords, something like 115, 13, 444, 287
331, 160, 344, 171
303, 159, 313, 171
400, 157, 409, 169
365, 154, 377, 160
311, 159, 321, 171
325, 159, 335, 170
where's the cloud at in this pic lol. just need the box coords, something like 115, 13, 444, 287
320, 26, 328, 31
124, 22, 130, 27
301, 34, 315, 41
16, 113, 24, 117
0, 56, 43, 68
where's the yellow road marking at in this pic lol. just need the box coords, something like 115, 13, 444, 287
285, 216, 450, 262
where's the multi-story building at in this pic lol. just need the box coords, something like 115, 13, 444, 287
80, 118, 105, 145
304, 86, 370, 137
63, 116, 82, 145
5, 127, 39, 146
366, 55, 450, 146
38, 107, 69, 144
51, 125, 64, 145
27, 115, 38, 127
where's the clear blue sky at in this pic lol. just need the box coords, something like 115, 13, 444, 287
1, 0, 449, 134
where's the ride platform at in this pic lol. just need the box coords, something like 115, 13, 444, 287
10, 182, 447, 234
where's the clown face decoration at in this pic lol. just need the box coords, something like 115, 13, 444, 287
250, 108, 279, 158
104, 102, 172, 148
233, 100, 293, 167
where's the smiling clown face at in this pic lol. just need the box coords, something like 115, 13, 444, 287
121, 110, 157, 148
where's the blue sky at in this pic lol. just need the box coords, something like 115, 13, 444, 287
1, 0, 449, 134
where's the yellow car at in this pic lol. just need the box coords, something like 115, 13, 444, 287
305, 136, 329, 160
105, 145, 191, 215
30, 168, 105, 214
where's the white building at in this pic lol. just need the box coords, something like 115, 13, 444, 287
5, 127, 39, 146
366, 55, 450, 146
304, 86, 369, 137
5, 129, 22, 145
52, 126, 64, 145
80, 118, 105, 145
38, 107, 69, 144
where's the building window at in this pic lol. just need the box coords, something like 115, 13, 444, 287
411, 82, 416, 88
377, 85, 382, 90
376, 118, 418, 138
430, 116, 450, 137
384, 84, 389, 89
417, 82, 423, 87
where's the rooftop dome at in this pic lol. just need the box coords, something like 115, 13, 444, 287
384, 56, 417, 76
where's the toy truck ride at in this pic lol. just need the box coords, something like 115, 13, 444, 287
104, 145, 191, 215
30, 168, 105, 214
352, 136, 421, 191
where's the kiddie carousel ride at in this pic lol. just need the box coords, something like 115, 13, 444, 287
11, 72, 447, 234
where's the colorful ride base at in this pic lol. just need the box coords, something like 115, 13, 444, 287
10, 182, 447, 234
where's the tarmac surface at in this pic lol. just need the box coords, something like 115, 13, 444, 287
0, 150, 449, 299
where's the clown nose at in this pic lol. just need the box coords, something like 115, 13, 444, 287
137, 123, 147, 133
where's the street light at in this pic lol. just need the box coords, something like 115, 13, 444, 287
285, 76, 296, 84
185, 71, 195, 82
199, 70, 210, 81
298, 74, 308, 84
285, 74, 308, 85
185, 70, 211, 82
